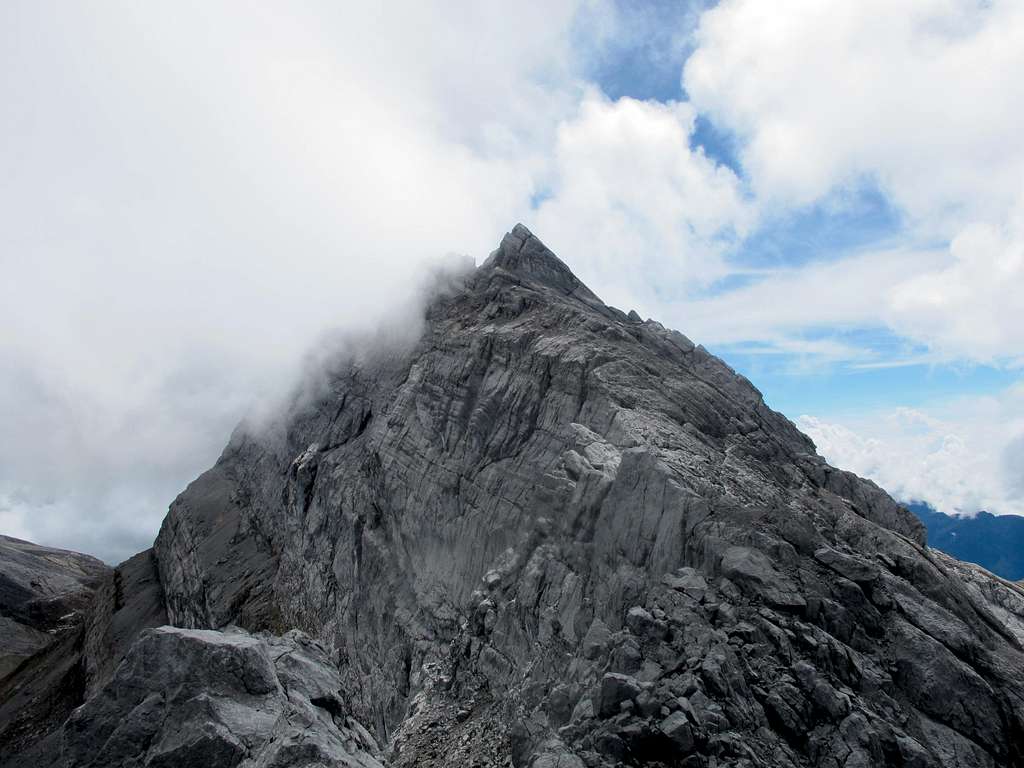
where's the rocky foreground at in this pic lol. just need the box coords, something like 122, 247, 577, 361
3, 225, 1024, 767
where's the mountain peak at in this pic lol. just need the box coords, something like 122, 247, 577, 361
7, 225, 1024, 768
482, 223, 592, 297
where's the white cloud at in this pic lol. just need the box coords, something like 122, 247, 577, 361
0, 1, 608, 561
684, 0, 1024, 362
888, 199, 1024, 362
531, 91, 754, 314
685, 0, 1024, 220
798, 383, 1024, 517
672, 246, 941, 355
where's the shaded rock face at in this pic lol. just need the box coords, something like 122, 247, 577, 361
81, 548, 169, 697
0, 534, 107, 612
0, 536, 110, 765
0, 540, 168, 767
2, 224, 1024, 767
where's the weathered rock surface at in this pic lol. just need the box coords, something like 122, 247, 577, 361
0, 536, 109, 765
63, 626, 383, 768
3, 224, 1024, 767
0, 534, 109, 680
81, 548, 168, 697
0, 541, 166, 767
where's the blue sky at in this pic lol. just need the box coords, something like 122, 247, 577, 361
577, 0, 710, 104
730, 355, 1019, 418
546, 0, 1024, 520
1, 0, 1022, 561
568, 1, 1014, 414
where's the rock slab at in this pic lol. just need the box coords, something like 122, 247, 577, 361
64, 625, 384, 768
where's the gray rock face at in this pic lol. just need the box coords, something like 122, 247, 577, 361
596, 673, 643, 718
0, 534, 109, 670
63, 626, 383, 768
0, 535, 110, 765
3, 224, 1024, 767
0, 542, 166, 767
82, 548, 169, 696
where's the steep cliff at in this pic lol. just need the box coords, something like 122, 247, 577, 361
3, 225, 1024, 767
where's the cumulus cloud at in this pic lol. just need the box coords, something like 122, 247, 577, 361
531, 91, 754, 314
684, 0, 1024, 362
888, 199, 1024, 362
685, 0, 1024, 219
798, 383, 1024, 517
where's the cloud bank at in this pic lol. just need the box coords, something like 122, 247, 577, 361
684, 0, 1024, 363
799, 383, 1024, 518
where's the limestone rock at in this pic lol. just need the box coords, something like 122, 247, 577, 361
595, 673, 642, 718
0, 541, 171, 767
3, 225, 1024, 767
62, 626, 383, 768
658, 710, 695, 751
0, 535, 109, 766
720, 546, 806, 609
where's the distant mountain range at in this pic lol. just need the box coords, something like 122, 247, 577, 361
908, 502, 1024, 581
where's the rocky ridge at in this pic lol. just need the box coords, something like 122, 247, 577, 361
2, 225, 1024, 767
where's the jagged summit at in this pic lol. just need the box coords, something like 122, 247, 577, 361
481, 223, 602, 304
3, 226, 1024, 768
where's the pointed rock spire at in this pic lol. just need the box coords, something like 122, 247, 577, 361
482, 223, 596, 299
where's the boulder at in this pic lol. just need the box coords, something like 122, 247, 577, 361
720, 546, 807, 609
595, 673, 642, 719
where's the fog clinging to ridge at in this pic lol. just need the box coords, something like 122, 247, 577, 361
4, 0, 1024, 561
0, 2, 584, 562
